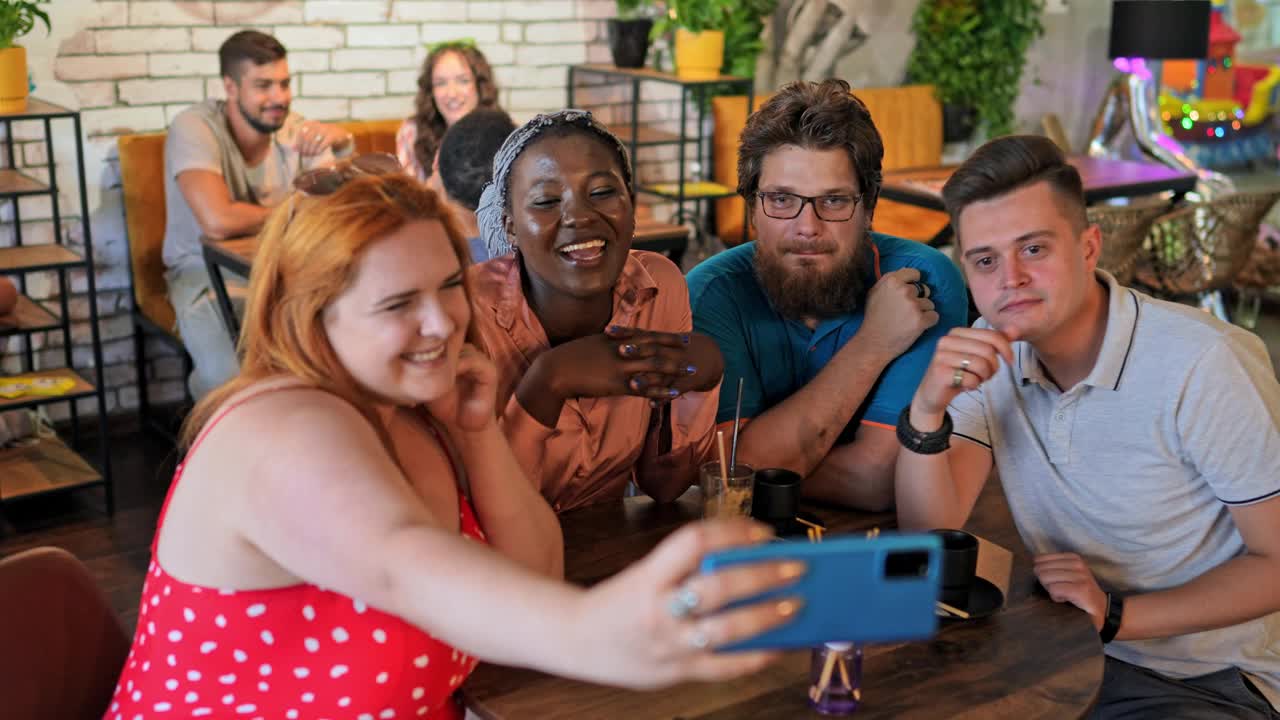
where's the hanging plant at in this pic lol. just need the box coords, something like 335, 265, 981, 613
906, 0, 1045, 139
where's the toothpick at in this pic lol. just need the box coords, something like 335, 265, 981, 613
815, 646, 838, 699
936, 601, 970, 619
837, 656, 852, 689
796, 516, 824, 531
715, 430, 730, 496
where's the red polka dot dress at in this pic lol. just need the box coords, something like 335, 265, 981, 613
106, 397, 488, 720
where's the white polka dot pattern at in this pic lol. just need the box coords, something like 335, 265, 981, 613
107, 469, 487, 720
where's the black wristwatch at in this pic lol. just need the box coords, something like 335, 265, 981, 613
896, 406, 952, 454
1099, 593, 1124, 643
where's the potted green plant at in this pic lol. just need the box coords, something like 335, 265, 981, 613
906, 0, 1044, 141
609, 0, 657, 68
652, 0, 775, 80
0, 0, 49, 113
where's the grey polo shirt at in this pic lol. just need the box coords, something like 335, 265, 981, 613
950, 270, 1280, 707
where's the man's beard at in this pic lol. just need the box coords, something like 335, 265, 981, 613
239, 99, 287, 135
753, 239, 869, 320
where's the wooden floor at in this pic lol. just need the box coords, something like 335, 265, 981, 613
0, 423, 177, 635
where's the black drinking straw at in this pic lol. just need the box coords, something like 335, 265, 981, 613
729, 377, 744, 470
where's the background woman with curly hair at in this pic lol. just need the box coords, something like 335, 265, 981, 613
396, 42, 502, 183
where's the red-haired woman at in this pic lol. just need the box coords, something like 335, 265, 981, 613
105, 160, 801, 720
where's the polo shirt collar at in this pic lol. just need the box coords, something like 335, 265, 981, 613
1018, 269, 1139, 392
1082, 270, 1139, 391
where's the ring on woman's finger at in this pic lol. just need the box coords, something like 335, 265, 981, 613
959, 359, 971, 371
911, 280, 926, 298
950, 368, 965, 389
666, 586, 700, 619
687, 626, 711, 650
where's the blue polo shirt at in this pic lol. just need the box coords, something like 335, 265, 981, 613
688, 233, 966, 442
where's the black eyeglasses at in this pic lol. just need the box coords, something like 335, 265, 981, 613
756, 191, 863, 222
293, 152, 403, 196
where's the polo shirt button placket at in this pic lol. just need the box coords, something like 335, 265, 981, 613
1048, 403, 1073, 465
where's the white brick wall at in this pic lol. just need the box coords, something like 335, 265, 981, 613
19, 0, 706, 420
332, 48, 415, 71
149, 53, 219, 77
212, 2, 306, 25
128, 2, 215, 27
391, 1, 469, 22
302, 71, 387, 97
54, 55, 148, 81
95, 28, 191, 54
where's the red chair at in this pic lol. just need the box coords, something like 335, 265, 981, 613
0, 546, 130, 720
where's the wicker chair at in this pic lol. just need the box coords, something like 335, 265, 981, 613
1135, 190, 1280, 320
1231, 225, 1280, 329
1086, 198, 1170, 285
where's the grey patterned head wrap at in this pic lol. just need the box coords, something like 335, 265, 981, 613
476, 108, 634, 259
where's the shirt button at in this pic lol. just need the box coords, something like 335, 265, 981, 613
1055, 413, 1065, 422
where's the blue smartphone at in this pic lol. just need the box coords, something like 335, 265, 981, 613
698, 533, 942, 651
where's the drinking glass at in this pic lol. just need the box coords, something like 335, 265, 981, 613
808, 641, 862, 715
700, 462, 754, 519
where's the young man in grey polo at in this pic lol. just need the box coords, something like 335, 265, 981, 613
894, 135, 1280, 719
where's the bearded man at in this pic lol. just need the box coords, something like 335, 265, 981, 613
688, 79, 965, 510
162, 30, 353, 399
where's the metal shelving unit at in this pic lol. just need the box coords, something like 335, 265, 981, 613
0, 98, 113, 514
567, 64, 753, 243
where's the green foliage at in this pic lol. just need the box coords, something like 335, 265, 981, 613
906, 0, 1045, 138
616, 0, 653, 21
721, 0, 775, 77
0, 0, 49, 50
652, 0, 777, 78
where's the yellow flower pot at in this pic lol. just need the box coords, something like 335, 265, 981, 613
0, 46, 28, 114
674, 29, 724, 80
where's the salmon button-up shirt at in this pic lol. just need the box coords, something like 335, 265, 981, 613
469, 250, 719, 512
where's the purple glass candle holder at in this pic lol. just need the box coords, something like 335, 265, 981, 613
808, 642, 862, 715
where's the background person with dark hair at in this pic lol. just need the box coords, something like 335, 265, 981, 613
687, 79, 966, 512
896, 134, 1280, 718
437, 108, 516, 263
163, 29, 354, 399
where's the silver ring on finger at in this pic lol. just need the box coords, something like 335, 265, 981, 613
951, 368, 965, 389
666, 586, 700, 619
959, 359, 971, 371
687, 625, 711, 650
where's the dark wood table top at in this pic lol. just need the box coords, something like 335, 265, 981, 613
463, 479, 1104, 719
200, 221, 692, 277
881, 155, 1197, 212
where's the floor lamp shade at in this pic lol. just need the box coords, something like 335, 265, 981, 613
1109, 0, 1211, 59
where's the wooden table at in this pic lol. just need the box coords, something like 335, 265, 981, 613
200, 220, 693, 341
881, 155, 1198, 214
463, 479, 1104, 719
